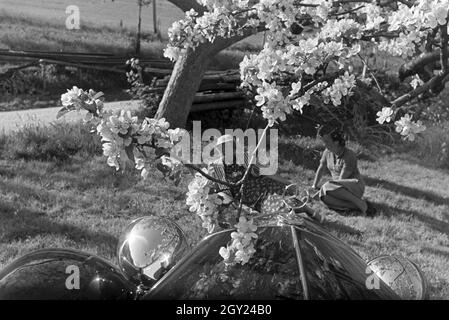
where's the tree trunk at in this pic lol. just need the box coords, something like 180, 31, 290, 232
155, 0, 264, 128
155, 45, 212, 128
155, 31, 260, 128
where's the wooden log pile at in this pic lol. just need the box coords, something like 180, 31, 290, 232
0, 49, 248, 113
143, 68, 247, 113
0, 49, 173, 70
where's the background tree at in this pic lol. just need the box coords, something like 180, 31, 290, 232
158, 0, 448, 140
155, 0, 263, 128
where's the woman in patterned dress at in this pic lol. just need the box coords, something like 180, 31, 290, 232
311, 126, 376, 216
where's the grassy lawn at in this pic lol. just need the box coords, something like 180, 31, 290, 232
0, 12, 260, 66
0, 5, 262, 55
0, 121, 448, 299
0, 12, 166, 56
0, 0, 263, 47
0, 0, 185, 38
0, 155, 206, 261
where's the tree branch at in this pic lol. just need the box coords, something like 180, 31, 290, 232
391, 72, 448, 108
208, 24, 265, 56
357, 53, 383, 93
398, 50, 441, 81
396, 0, 415, 7
291, 70, 345, 100
331, 5, 365, 16
425, 28, 439, 53
165, 0, 206, 15
360, 31, 400, 41
184, 163, 235, 187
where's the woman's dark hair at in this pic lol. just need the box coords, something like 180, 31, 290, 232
316, 125, 346, 147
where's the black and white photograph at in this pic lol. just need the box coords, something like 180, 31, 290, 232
0, 0, 448, 304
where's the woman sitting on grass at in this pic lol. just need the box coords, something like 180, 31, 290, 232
311, 126, 376, 216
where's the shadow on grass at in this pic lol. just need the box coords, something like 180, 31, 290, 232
320, 219, 363, 239
0, 200, 46, 217
372, 201, 449, 237
420, 247, 449, 259
0, 165, 16, 179
364, 176, 449, 207
0, 200, 117, 250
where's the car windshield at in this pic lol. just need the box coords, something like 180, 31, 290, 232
146, 226, 304, 300
295, 225, 396, 299
145, 224, 398, 300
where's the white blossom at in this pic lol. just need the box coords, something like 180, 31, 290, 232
376, 107, 394, 124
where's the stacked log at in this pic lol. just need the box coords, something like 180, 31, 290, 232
0, 49, 247, 113
144, 68, 247, 113
0, 49, 172, 70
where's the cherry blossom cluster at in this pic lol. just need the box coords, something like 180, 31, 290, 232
376, 107, 427, 140
394, 114, 427, 141
186, 169, 233, 233
59, 87, 186, 176
165, 0, 444, 140
60, 86, 107, 121
59, 88, 259, 266
381, 0, 449, 58
219, 216, 258, 266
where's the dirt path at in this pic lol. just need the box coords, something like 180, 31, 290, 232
0, 100, 141, 134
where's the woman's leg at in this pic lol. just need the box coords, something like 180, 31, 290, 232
325, 188, 367, 214
321, 193, 359, 211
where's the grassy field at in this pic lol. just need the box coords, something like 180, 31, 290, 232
0, 121, 448, 299
0, 0, 263, 53
0, 11, 168, 56
0, 0, 185, 39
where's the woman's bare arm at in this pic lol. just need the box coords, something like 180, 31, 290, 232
312, 164, 326, 189
312, 149, 328, 189
339, 152, 357, 180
